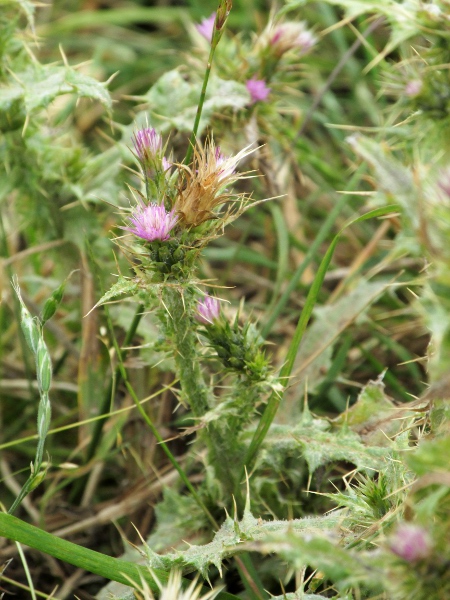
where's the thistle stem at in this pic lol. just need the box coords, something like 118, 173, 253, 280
162, 287, 237, 496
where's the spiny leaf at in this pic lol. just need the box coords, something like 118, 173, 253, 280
144, 508, 343, 577
89, 277, 139, 313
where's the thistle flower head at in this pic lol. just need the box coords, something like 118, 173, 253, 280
196, 12, 216, 42
196, 295, 221, 325
174, 140, 255, 228
389, 524, 432, 562
246, 78, 271, 104
268, 21, 317, 57
123, 202, 178, 242
133, 128, 162, 161
132, 127, 170, 174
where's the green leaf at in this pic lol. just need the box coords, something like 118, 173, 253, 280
406, 435, 450, 476
347, 135, 417, 225
0, 63, 112, 126
292, 280, 390, 396
91, 277, 139, 312
334, 378, 406, 446
242, 205, 399, 475
138, 70, 250, 133
143, 507, 343, 577
292, 421, 386, 474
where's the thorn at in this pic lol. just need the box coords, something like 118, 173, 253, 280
59, 44, 69, 67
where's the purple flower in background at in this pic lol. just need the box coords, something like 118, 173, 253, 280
246, 78, 271, 104
196, 295, 221, 324
438, 168, 450, 199
133, 128, 163, 162
405, 79, 423, 97
389, 524, 432, 562
123, 203, 178, 242
196, 13, 216, 42
269, 22, 317, 57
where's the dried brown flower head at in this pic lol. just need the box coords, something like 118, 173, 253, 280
173, 140, 255, 228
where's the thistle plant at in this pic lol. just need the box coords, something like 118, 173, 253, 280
4, 1, 450, 598
113, 127, 274, 495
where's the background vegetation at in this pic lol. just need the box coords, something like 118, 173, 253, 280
1, 0, 450, 598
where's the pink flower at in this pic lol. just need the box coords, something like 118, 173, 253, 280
405, 79, 422, 97
269, 22, 317, 57
133, 128, 163, 162
196, 295, 221, 324
123, 203, 178, 242
196, 13, 216, 42
389, 524, 432, 562
246, 78, 271, 104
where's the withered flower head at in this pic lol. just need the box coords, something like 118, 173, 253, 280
173, 140, 255, 228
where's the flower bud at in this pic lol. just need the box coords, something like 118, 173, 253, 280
36, 337, 52, 393
41, 280, 66, 325
196, 295, 221, 324
389, 524, 432, 562
21, 310, 40, 355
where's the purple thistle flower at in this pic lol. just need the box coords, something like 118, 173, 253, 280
196, 295, 221, 325
246, 78, 271, 104
269, 22, 317, 57
196, 13, 216, 42
389, 524, 432, 562
123, 203, 178, 242
133, 128, 163, 162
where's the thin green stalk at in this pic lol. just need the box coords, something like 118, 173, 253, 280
240, 206, 399, 482
184, 1, 231, 164
0, 513, 239, 600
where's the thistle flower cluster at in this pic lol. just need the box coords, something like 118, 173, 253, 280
246, 78, 271, 104
196, 295, 221, 324
122, 129, 255, 282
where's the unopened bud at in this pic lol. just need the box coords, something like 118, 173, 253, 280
389, 524, 432, 562
36, 338, 52, 393
41, 280, 66, 325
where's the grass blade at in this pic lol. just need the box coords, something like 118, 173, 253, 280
242, 205, 399, 475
